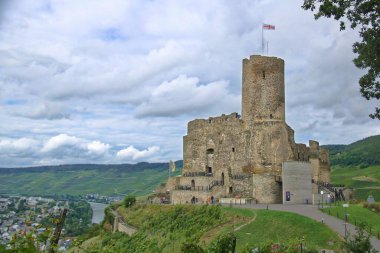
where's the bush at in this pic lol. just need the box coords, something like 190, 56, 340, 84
181, 243, 205, 253
206, 232, 236, 253
344, 225, 378, 253
363, 202, 380, 213
123, 195, 136, 208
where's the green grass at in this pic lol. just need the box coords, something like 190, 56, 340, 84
234, 209, 342, 251
0, 168, 170, 196
331, 165, 380, 200
322, 203, 380, 236
72, 205, 342, 252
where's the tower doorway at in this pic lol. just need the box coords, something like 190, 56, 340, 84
191, 179, 195, 189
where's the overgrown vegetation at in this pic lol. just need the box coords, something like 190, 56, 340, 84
123, 195, 136, 208
69, 205, 343, 253
345, 225, 379, 253
363, 202, 380, 214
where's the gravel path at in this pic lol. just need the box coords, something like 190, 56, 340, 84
227, 203, 380, 251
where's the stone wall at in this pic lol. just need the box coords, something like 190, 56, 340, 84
171, 190, 214, 204
242, 55, 285, 126
252, 174, 282, 203
167, 55, 331, 205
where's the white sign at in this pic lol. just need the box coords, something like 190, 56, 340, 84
343, 204, 349, 208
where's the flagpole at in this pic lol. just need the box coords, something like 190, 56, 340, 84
262, 24, 264, 55
267, 41, 269, 56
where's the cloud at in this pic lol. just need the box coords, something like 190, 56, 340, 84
41, 134, 81, 153
116, 146, 160, 161
23, 102, 70, 120
87, 141, 110, 156
136, 75, 240, 117
0, 138, 39, 154
0, 0, 379, 167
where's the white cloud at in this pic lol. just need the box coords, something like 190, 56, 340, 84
87, 141, 110, 156
116, 146, 160, 161
136, 75, 240, 117
41, 134, 81, 153
0, 0, 379, 167
0, 138, 39, 152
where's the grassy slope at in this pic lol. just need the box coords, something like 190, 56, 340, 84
231, 209, 342, 251
331, 165, 380, 200
322, 135, 380, 201
0, 167, 169, 196
321, 204, 380, 237
73, 205, 341, 252
323, 135, 380, 167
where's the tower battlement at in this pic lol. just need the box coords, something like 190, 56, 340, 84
242, 55, 285, 126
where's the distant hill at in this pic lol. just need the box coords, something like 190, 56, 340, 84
0, 162, 169, 173
0, 161, 183, 196
322, 135, 380, 167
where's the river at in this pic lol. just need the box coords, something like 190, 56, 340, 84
89, 202, 108, 224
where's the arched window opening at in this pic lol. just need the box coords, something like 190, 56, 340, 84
191, 179, 195, 189
229, 186, 233, 194
221, 172, 225, 186
207, 167, 212, 174
206, 148, 214, 155
262, 70, 266, 79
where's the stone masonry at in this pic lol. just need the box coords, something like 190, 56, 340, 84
166, 55, 331, 204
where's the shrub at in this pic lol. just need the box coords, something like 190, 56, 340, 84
181, 243, 205, 253
123, 195, 136, 208
344, 225, 378, 253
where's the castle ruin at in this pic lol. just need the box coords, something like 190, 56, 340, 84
165, 55, 330, 204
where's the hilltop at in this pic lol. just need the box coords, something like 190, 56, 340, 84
0, 162, 182, 196
322, 135, 380, 167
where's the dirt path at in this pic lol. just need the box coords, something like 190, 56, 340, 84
234, 212, 257, 232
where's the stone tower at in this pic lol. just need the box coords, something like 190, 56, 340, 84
242, 56, 285, 127
164, 55, 331, 205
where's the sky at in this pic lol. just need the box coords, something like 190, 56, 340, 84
0, 0, 379, 167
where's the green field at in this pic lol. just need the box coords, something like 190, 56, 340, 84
0, 167, 170, 196
231, 209, 342, 251
321, 203, 380, 237
331, 165, 380, 200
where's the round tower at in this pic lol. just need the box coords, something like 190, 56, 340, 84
242, 55, 285, 126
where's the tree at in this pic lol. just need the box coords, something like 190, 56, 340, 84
344, 224, 378, 253
302, 0, 380, 119
123, 195, 136, 208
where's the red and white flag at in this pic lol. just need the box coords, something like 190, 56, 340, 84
263, 24, 275, 30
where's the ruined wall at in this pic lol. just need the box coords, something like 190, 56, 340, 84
183, 112, 245, 176
319, 148, 330, 182
252, 174, 282, 203
171, 190, 214, 204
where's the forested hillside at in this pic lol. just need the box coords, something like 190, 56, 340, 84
322, 135, 380, 167
0, 162, 182, 196
323, 135, 380, 200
